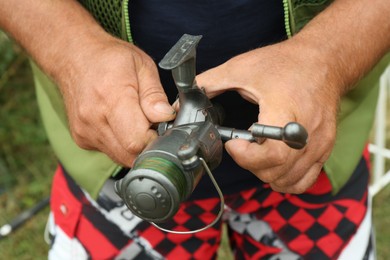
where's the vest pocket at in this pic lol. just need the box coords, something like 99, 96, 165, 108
289, 0, 333, 33
77, 0, 124, 38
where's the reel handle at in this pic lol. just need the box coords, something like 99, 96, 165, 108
216, 122, 308, 149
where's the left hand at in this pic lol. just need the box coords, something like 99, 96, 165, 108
196, 40, 342, 194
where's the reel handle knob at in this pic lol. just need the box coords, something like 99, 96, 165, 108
251, 122, 308, 149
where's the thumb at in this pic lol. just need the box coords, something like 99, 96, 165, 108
257, 93, 297, 127
196, 63, 231, 98
138, 67, 176, 123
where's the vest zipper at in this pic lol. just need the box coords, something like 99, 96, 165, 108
121, 0, 133, 43
283, 0, 293, 37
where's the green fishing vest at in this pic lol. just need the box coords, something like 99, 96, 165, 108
32, 0, 390, 199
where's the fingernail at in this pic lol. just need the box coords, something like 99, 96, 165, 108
154, 102, 176, 115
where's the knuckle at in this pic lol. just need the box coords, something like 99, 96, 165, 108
270, 182, 307, 194
138, 57, 159, 79
76, 105, 93, 123
142, 57, 156, 70
69, 123, 84, 140
290, 184, 308, 194
267, 148, 288, 167
269, 183, 284, 193
273, 177, 294, 188
123, 139, 145, 154
77, 142, 92, 150
116, 153, 137, 168
256, 169, 280, 184
321, 127, 336, 144
69, 123, 93, 150
291, 176, 316, 194
72, 132, 90, 150
141, 87, 166, 102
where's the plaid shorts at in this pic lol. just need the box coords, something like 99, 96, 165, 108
47, 149, 374, 260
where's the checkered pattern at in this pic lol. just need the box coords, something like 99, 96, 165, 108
136, 198, 223, 259
49, 153, 370, 259
221, 156, 369, 259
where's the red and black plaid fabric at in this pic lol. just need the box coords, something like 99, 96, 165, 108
49, 149, 370, 259
223, 160, 368, 259
50, 166, 134, 259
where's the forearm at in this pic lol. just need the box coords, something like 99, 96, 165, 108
290, 0, 390, 96
0, 0, 113, 83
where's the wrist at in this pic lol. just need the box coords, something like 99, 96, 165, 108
48, 29, 115, 86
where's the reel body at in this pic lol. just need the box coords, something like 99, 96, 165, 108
115, 120, 222, 223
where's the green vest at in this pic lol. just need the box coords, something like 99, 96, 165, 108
32, 0, 390, 199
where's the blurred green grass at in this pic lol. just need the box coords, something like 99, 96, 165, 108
0, 31, 390, 259
0, 32, 56, 259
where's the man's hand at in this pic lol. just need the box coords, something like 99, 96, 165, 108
197, 0, 390, 193
197, 41, 338, 194
0, 0, 176, 167
59, 39, 175, 167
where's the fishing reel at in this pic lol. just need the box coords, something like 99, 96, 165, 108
115, 34, 308, 234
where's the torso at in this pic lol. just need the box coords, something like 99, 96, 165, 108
129, 0, 287, 198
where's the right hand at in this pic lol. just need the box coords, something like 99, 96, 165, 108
56, 37, 176, 167
197, 40, 339, 194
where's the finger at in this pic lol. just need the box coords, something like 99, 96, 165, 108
269, 141, 321, 187
172, 99, 180, 112
69, 119, 100, 151
225, 138, 293, 181
69, 113, 138, 166
137, 60, 176, 123
95, 126, 139, 167
106, 88, 158, 157
195, 64, 230, 98
270, 161, 323, 194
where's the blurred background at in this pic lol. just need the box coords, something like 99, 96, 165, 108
1, 30, 390, 259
